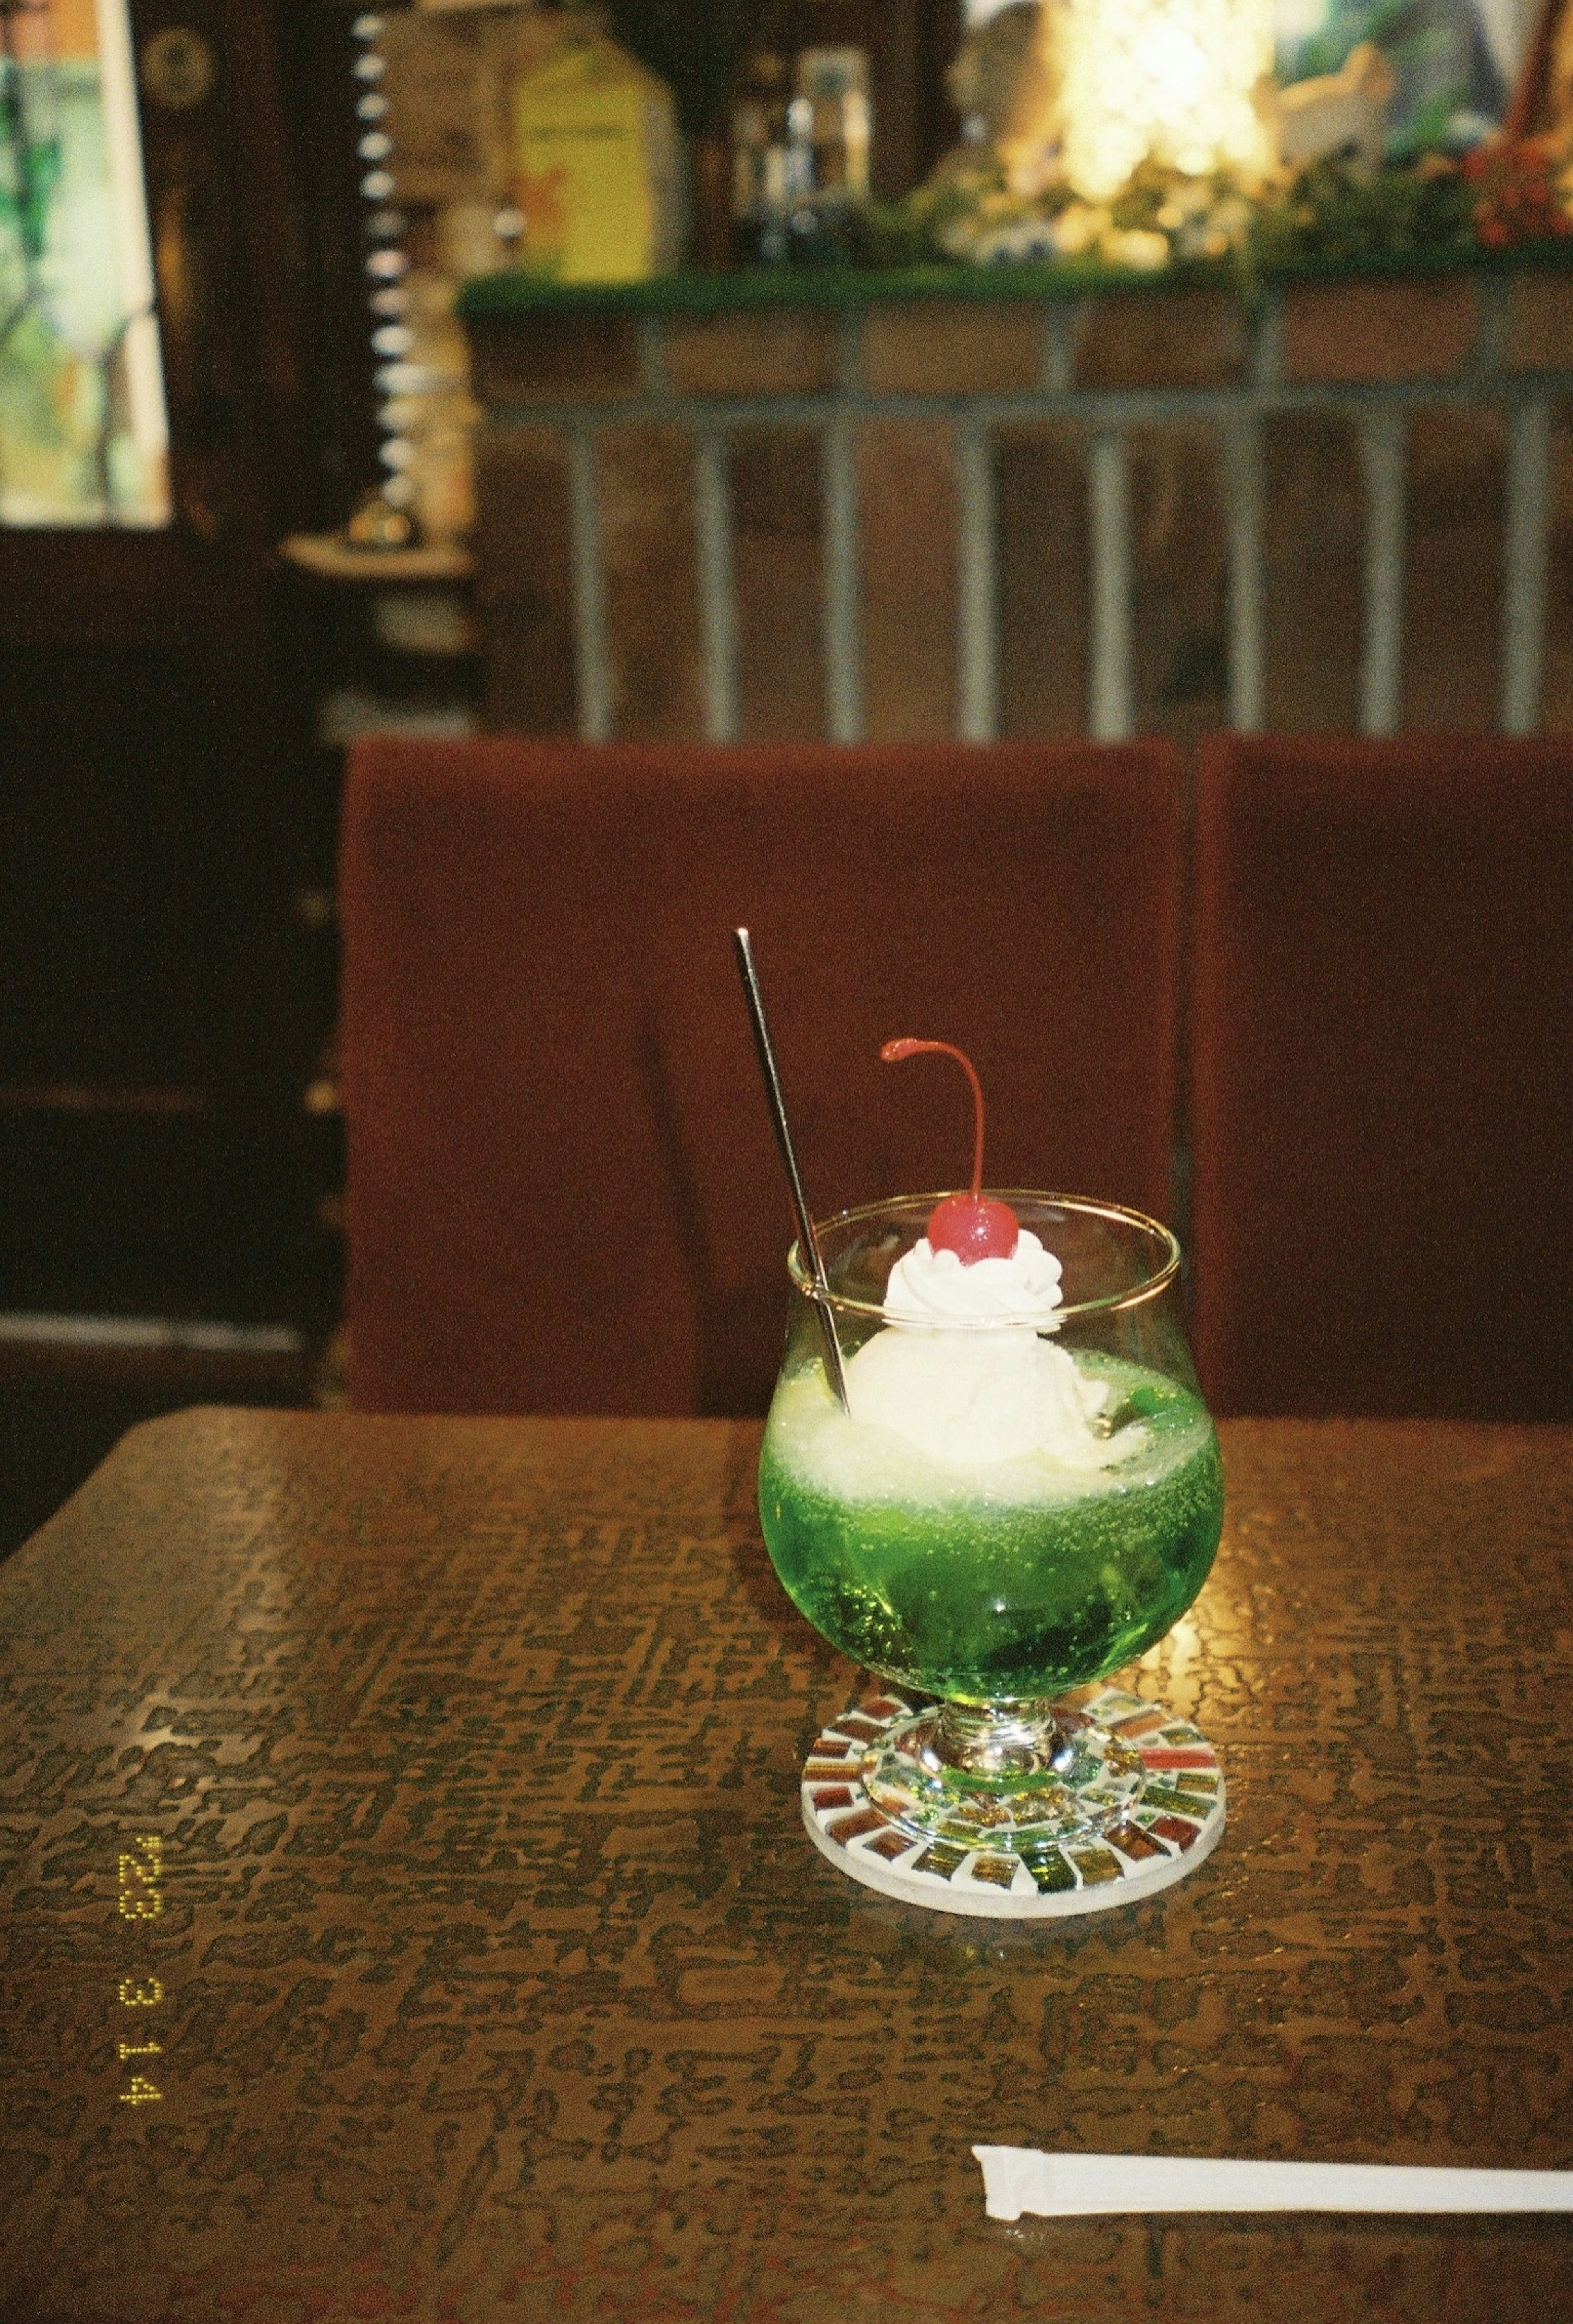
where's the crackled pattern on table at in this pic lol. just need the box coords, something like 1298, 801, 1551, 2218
0, 1409, 1570, 2322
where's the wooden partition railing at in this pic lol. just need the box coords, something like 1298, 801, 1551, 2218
459, 263, 1573, 747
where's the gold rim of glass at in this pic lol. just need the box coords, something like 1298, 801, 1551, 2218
786, 1190, 1182, 1324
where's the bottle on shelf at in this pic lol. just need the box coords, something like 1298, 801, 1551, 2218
730, 47, 792, 263
786, 46, 870, 263
732, 42, 872, 267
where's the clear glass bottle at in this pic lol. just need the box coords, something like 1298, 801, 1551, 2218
786, 45, 870, 262
730, 48, 791, 264
732, 42, 872, 266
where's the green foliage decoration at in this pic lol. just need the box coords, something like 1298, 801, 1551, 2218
1245, 152, 1478, 272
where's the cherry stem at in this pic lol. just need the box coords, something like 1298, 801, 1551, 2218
880, 1039, 986, 1203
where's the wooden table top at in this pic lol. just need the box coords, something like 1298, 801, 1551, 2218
1, 1409, 1569, 2322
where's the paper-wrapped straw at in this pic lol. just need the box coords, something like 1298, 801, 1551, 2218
974, 2147, 1573, 2221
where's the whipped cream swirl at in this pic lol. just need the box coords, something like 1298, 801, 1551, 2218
883, 1227, 1064, 1328
836, 1225, 1138, 1469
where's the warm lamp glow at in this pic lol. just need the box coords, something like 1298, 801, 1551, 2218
1056, 0, 1276, 202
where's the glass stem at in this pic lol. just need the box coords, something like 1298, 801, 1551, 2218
934, 1700, 1067, 1781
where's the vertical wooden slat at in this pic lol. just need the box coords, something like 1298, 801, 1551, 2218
1087, 430, 1132, 740
822, 415, 864, 744
1502, 398, 1551, 735
568, 427, 612, 742
694, 429, 739, 744
1359, 410, 1406, 736
1226, 416, 1265, 733
1538, 402, 1573, 733
955, 418, 999, 742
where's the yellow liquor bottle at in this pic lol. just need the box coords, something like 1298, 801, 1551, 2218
513, 31, 681, 284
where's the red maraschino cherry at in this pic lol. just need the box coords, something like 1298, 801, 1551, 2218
880, 1038, 1020, 1263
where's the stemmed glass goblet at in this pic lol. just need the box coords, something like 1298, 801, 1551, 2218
757, 1192, 1226, 1916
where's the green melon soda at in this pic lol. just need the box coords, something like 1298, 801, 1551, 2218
757, 1042, 1222, 1713
760, 1343, 1223, 1704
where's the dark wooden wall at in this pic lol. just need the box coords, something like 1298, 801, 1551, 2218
0, 0, 361, 1327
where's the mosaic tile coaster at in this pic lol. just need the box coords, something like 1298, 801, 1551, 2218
802, 1686, 1225, 1919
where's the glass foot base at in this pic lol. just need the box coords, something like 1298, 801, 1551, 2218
801, 1684, 1225, 1919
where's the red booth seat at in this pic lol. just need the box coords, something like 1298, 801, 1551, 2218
1191, 734, 1573, 1418
340, 737, 1186, 1416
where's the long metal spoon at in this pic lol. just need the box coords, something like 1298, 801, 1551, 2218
732, 927, 849, 1409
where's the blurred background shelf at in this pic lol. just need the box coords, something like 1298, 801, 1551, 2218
280, 531, 476, 581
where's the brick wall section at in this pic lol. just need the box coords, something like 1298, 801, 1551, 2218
731, 428, 826, 741
857, 420, 959, 740
1281, 277, 1479, 385
471, 313, 642, 406
1503, 271, 1573, 373
859, 301, 1043, 395
1072, 290, 1249, 391
596, 427, 705, 740
1128, 425, 1231, 743
1262, 413, 1364, 732
1402, 407, 1507, 730
664, 313, 838, 398
996, 425, 1088, 738
467, 263, 1573, 744
474, 425, 576, 733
